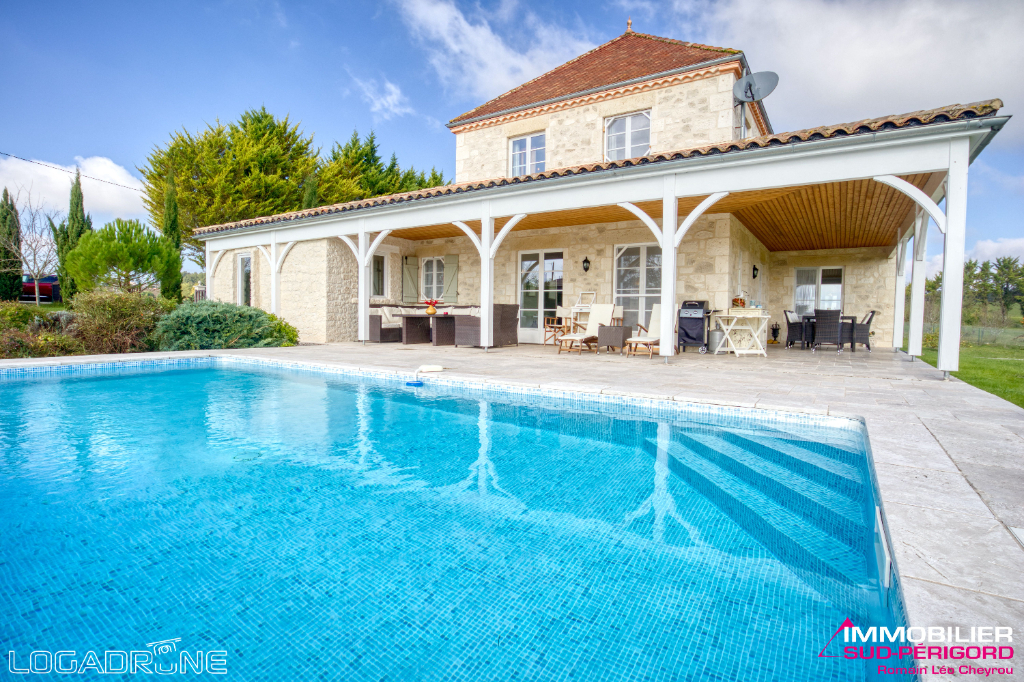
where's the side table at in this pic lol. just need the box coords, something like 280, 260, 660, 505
597, 325, 630, 354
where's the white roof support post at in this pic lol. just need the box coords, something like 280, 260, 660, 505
938, 138, 969, 376
479, 203, 494, 349
205, 242, 213, 300
659, 175, 678, 359
270, 234, 279, 315
907, 209, 928, 359
357, 224, 370, 343
892, 235, 910, 352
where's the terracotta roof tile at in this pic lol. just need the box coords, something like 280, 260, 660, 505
447, 31, 739, 126
195, 99, 1003, 237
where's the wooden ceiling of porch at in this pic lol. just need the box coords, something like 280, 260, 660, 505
386, 173, 934, 251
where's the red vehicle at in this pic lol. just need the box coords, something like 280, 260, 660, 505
21, 274, 60, 302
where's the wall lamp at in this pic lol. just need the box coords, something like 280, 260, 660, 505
582, 257, 591, 273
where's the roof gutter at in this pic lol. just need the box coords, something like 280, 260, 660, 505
446, 52, 752, 130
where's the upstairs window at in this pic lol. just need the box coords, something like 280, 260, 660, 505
606, 111, 651, 161
510, 133, 545, 176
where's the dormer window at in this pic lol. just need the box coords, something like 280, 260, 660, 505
510, 133, 545, 176
606, 111, 651, 161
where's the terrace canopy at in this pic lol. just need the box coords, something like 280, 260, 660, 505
196, 101, 1007, 374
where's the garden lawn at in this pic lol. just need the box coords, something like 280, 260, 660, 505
919, 345, 1024, 409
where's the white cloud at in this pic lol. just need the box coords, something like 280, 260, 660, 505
969, 237, 1024, 263
655, 0, 1024, 144
0, 155, 146, 226
394, 0, 594, 104
351, 75, 416, 120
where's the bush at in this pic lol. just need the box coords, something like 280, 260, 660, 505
32, 333, 85, 357
155, 301, 299, 350
70, 291, 176, 354
0, 301, 34, 330
0, 328, 37, 358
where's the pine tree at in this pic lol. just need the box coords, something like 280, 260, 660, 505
52, 170, 93, 300
159, 173, 183, 301
0, 188, 22, 301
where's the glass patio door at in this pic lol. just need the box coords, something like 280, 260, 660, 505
518, 251, 563, 343
614, 244, 661, 330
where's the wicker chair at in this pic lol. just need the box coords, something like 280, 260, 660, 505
783, 310, 803, 348
811, 309, 842, 353
840, 310, 877, 352
454, 304, 519, 348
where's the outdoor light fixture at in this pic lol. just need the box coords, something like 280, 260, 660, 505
752, 265, 759, 279
582, 257, 591, 273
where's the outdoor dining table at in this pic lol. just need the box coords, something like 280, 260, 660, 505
713, 309, 771, 357
799, 314, 858, 350
394, 314, 456, 346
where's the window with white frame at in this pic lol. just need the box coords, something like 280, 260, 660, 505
606, 111, 651, 161
237, 254, 252, 306
614, 243, 662, 330
510, 133, 545, 176
421, 257, 445, 300
371, 254, 387, 297
794, 267, 843, 317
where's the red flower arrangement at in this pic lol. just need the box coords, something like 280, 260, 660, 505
423, 299, 440, 307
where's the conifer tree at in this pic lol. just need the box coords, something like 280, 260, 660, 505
0, 188, 22, 300
159, 173, 183, 301
51, 170, 93, 299
301, 173, 318, 209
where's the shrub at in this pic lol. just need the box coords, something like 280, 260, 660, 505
0, 301, 34, 330
0, 328, 37, 358
70, 291, 176, 354
155, 301, 299, 351
32, 333, 85, 357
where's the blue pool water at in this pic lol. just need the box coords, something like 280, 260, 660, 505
0, 361, 910, 680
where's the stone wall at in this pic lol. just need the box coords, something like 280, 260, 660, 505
766, 247, 897, 348
454, 74, 740, 183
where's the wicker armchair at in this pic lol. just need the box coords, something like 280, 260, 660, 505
840, 310, 877, 352
454, 304, 520, 348
811, 309, 842, 353
783, 310, 803, 348
368, 314, 402, 343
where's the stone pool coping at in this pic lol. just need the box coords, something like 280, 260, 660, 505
3, 345, 1023, 680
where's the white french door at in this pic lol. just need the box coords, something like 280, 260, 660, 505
614, 244, 662, 330
518, 250, 563, 343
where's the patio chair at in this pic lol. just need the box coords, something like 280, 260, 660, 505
543, 306, 571, 345
626, 304, 662, 358
783, 310, 803, 348
557, 303, 614, 354
840, 310, 877, 352
811, 309, 842, 354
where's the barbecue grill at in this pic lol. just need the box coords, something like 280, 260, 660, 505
678, 300, 715, 353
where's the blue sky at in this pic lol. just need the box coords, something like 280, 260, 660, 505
1, 0, 1021, 274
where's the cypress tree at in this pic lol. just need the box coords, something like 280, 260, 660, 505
0, 189, 22, 301
301, 173, 318, 209
159, 173, 183, 302
52, 170, 93, 300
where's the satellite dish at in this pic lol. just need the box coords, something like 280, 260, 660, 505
733, 71, 779, 103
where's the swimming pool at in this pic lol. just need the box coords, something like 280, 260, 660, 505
0, 359, 911, 679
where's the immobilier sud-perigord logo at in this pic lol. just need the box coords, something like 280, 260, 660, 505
819, 618, 1015, 677
7, 638, 227, 675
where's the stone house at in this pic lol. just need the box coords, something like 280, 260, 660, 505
196, 26, 1007, 374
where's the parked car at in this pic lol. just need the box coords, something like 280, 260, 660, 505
21, 274, 61, 302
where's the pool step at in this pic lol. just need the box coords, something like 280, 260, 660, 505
646, 438, 866, 586
718, 431, 865, 500
674, 432, 869, 551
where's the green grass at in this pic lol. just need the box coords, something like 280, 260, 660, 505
917, 345, 1024, 408
18, 301, 67, 312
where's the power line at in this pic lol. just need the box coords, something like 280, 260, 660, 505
0, 151, 144, 193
